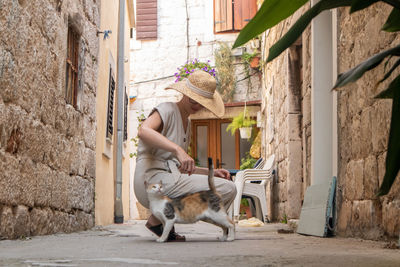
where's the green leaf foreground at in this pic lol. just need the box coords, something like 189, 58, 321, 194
333, 45, 400, 88
267, 0, 352, 62
377, 86, 400, 195
382, 7, 400, 32
375, 74, 400, 99
232, 0, 309, 49
350, 0, 379, 13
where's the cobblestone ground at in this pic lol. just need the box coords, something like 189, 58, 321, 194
0, 221, 399, 267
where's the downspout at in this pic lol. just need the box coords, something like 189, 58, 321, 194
115, 0, 125, 224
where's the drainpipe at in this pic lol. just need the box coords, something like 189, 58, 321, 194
114, 0, 125, 224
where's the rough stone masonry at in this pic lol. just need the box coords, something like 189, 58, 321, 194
0, 0, 99, 239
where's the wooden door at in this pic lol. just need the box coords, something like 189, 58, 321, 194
191, 119, 254, 169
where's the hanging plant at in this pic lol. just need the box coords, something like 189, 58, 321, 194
174, 59, 216, 82
226, 108, 256, 139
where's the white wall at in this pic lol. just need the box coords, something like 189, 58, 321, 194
127, 0, 260, 218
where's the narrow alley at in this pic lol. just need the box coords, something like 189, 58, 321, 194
0, 221, 399, 267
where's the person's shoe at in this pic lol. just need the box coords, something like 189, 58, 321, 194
145, 222, 186, 242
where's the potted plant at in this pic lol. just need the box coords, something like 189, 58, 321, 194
239, 198, 252, 220
226, 108, 257, 139
174, 58, 216, 82
242, 51, 260, 69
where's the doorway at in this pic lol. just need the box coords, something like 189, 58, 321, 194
191, 119, 254, 169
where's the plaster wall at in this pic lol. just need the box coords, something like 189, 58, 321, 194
95, 0, 133, 226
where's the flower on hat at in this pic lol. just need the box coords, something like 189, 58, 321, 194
174, 58, 216, 83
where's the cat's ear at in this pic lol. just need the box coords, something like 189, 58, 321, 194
159, 180, 163, 186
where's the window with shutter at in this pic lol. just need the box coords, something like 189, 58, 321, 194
136, 0, 157, 40
106, 67, 115, 138
123, 90, 128, 142
65, 27, 79, 107
214, 0, 257, 33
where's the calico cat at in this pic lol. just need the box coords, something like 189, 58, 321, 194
145, 158, 235, 242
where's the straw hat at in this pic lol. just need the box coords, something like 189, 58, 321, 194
165, 70, 225, 117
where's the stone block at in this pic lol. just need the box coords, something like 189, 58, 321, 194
50, 172, 69, 211
350, 114, 362, 159
382, 199, 400, 237
360, 107, 373, 157
288, 114, 302, 141
0, 152, 22, 206
371, 100, 391, 153
345, 159, 364, 200
13, 205, 30, 238
351, 200, 383, 240
30, 207, 52, 236
337, 200, 352, 235
364, 155, 378, 199
377, 152, 386, 188
0, 206, 14, 239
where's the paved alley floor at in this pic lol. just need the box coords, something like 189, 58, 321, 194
0, 220, 399, 267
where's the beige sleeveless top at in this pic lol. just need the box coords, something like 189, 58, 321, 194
134, 102, 191, 184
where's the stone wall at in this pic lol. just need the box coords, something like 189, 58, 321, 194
261, 5, 311, 221
336, 5, 400, 240
261, 3, 400, 240
0, 0, 99, 239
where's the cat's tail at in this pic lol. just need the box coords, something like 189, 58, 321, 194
207, 157, 216, 193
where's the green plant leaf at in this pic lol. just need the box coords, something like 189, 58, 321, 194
377, 85, 400, 195
376, 73, 400, 99
376, 58, 400, 87
334, 44, 400, 88
267, 0, 352, 62
350, 0, 379, 13
232, 0, 309, 49
382, 7, 400, 32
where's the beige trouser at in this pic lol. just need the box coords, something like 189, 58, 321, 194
134, 166, 237, 211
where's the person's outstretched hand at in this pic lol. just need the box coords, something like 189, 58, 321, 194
175, 147, 195, 175
214, 169, 231, 180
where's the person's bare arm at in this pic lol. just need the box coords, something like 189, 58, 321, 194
138, 110, 195, 175
193, 167, 231, 180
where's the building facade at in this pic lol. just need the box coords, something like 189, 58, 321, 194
128, 0, 262, 219
95, 0, 135, 226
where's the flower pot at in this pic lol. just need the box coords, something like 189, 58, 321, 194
250, 56, 260, 68
239, 127, 252, 139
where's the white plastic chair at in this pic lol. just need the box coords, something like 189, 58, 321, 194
233, 154, 275, 223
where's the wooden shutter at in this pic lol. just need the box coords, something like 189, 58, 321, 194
123, 90, 128, 142
234, 0, 257, 30
106, 68, 115, 138
65, 27, 79, 107
214, 0, 233, 33
136, 0, 157, 40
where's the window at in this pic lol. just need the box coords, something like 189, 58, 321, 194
214, 0, 257, 33
106, 67, 116, 138
136, 0, 157, 40
123, 90, 128, 142
65, 26, 79, 106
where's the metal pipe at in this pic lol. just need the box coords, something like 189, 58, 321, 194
114, 0, 125, 224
